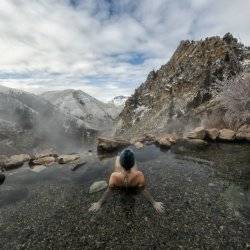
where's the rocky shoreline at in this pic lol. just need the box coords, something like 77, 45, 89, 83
97, 124, 250, 152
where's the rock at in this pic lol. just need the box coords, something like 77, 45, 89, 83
206, 128, 219, 140
139, 134, 156, 143
0, 173, 5, 185
3, 154, 31, 170
31, 156, 56, 166
186, 127, 206, 140
218, 129, 236, 141
236, 125, 250, 141
58, 154, 80, 164
71, 161, 87, 171
134, 142, 144, 149
177, 138, 208, 149
89, 180, 107, 193
156, 137, 171, 148
97, 137, 130, 152
34, 149, 58, 159
30, 165, 46, 173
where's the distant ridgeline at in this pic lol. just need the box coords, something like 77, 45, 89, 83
0, 87, 121, 154
116, 33, 250, 137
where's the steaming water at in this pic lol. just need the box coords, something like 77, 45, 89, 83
0, 143, 249, 249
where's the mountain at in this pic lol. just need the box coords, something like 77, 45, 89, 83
116, 33, 250, 137
109, 96, 128, 106
0, 86, 97, 154
41, 89, 120, 131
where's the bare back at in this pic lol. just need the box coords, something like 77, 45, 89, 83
109, 156, 145, 188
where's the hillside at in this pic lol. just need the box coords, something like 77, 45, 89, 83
41, 89, 120, 131
0, 86, 97, 154
116, 33, 250, 137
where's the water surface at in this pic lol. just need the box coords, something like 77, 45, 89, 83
0, 143, 249, 249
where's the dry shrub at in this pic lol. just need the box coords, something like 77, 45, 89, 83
201, 109, 227, 129
213, 75, 250, 130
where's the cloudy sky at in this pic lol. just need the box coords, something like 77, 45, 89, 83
0, 0, 249, 101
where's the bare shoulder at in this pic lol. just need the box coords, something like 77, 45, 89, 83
109, 172, 122, 187
135, 171, 145, 187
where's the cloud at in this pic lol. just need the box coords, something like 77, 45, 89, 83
0, 0, 250, 101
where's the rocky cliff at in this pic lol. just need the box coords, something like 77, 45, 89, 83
116, 33, 249, 137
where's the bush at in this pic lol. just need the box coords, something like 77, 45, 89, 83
213, 75, 250, 129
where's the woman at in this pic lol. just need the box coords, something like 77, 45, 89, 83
89, 148, 164, 213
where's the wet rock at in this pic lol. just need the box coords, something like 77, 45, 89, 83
155, 133, 177, 148
89, 180, 107, 193
97, 137, 130, 152
0, 173, 5, 185
34, 149, 58, 159
134, 142, 144, 149
31, 156, 56, 166
58, 154, 80, 164
156, 137, 171, 148
30, 165, 46, 173
218, 129, 236, 141
236, 125, 250, 141
138, 133, 156, 143
186, 127, 206, 140
71, 161, 86, 171
177, 138, 208, 149
3, 154, 31, 170
206, 128, 219, 140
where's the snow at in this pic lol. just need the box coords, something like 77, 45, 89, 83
41, 89, 121, 130
109, 95, 128, 106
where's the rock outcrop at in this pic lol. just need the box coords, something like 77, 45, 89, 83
97, 137, 130, 152
218, 129, 236, 141
0, 173, 5, 185
89, 180, 108, 193
30, 156, 56, 166
186, 127, 206, 140
206, 128, 219, 140
236, 125, 250, 141
57, 154, 80, 164
1, 154, 31, 170
116, 33, 248, 138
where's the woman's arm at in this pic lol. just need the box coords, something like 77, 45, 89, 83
142, 188, 165, 213
88, 187, 113, 212
138, 173, 164, 213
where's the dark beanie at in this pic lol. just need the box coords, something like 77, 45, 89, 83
119, 148, 135, 170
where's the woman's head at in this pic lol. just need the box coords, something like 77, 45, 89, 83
119, 148, 135, 171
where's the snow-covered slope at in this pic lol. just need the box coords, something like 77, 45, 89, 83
0, 86, 97, 154
41, 89, 120, 130
109, 95, 128, 107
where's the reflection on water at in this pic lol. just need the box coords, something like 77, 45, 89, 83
0, 142, 249, 248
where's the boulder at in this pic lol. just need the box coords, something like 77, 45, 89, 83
3, 154, 31, 170
34, 149, 58, 159
186, 127, 206, 140
58, 154, 80, 164
139, 133, 156, 143
31, 156, 56, 166
30, 165, 46, 173
97, 137, 130, 152
71, 161, 87, 171
155, 133, 177, 148
89, 180, 107, 193
176, 138, 208, 149
218, 129, 236, 141
134, 142, 144, 149
236, 125, 250, 141
206, 128, 219, 140
0, 173, 5, 185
